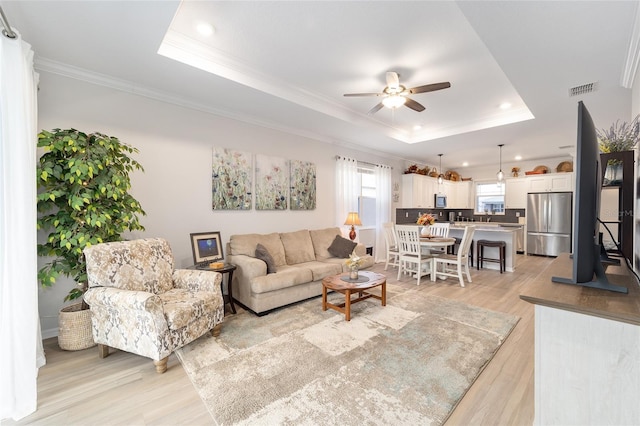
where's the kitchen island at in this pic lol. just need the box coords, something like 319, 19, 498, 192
450, 224, 517, 272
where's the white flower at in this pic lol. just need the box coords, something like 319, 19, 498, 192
345, 253, 363, 269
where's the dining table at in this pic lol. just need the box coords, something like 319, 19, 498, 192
419, 236, 456, 281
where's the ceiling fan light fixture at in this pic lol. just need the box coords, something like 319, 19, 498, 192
382, 95, 406, 109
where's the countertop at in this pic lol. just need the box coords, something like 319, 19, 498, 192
520, 253, 640, 326
450, 224, 517, 232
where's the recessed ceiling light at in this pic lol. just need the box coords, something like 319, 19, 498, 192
462, 162, 469, 167
196, 22, 215, 37
515, 155, 522, 161
499, 102, 512, 110
413, 125, 422, 131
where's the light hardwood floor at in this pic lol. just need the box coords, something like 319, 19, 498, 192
5, 254, 554, 426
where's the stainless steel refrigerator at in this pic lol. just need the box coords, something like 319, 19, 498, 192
526, 192, 572, 256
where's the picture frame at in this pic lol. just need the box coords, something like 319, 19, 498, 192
190, 231, 224, 264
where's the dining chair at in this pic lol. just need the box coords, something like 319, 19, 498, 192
427, 222, 450, 238
425, 222, 451, 254
396, 225, 432, 286
382, 222, 400, 270
432, 225, 476, 287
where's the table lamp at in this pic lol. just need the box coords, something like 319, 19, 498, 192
344, 212, 362, 241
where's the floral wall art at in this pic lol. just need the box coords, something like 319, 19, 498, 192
212, 147, 252, 210
290, 160, 316, 210
255, 154, 289, 210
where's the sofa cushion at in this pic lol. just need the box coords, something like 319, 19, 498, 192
280, 230, 316, 265
323, 255, 375, 272
230, 233, 287, 266
250, 265, 313, 294
309, 227, 342, 259
328, 235, 357, 258
295, 260, 343, 281
255, 243, 277, 274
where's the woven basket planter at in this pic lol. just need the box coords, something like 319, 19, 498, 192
58, 303, 96, 351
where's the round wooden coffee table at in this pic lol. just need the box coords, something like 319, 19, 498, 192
322, 270, 386, 321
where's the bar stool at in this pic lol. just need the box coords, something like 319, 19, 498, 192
476, 240, 506, 273
448, 237, 474, 267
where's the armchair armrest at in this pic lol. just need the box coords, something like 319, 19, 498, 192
84, 287, 163, 312
84, 286, 173, 360
173, 269, 222, 293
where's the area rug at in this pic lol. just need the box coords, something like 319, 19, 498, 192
176, 285, 519, 425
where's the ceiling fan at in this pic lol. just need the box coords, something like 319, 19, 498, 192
344, 72, 451, 115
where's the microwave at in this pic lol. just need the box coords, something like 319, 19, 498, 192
434, 194, 447, 208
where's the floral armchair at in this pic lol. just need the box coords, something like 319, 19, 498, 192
83, 238, 224, 373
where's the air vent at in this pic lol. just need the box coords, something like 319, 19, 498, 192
569, 82, 598, 97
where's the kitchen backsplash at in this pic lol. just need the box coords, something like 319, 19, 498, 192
396, 208, 526, 225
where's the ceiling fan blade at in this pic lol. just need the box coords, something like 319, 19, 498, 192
404, 98, 426, 112
367, 103, 384, 115
343, 92, 382, 97
386, 72, 400, 90
409, 82, 451, 94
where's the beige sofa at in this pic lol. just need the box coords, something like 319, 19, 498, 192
227, 227, 375, 315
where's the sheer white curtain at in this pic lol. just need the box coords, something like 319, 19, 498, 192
0, 30, 44, 421
335, 156, 359, 232
374, 164, 392, 262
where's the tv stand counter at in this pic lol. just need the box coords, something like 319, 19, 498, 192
520, 253, 639, 426
520, 253, 639, 325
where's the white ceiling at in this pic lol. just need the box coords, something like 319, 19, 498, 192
3, 1, 638, 170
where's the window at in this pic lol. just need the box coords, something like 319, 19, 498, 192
475, 181, 505, 214
357, 166, 376, 225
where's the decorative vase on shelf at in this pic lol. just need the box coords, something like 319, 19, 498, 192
421, 226, 430, 237
603, 162, 623, 186
349, 267, 359, 280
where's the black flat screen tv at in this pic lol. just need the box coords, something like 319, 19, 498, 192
551, 101, 627, 293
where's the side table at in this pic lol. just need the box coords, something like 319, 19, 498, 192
189, 263, 237, 314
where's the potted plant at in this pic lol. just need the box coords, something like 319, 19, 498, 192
37, 129, 146, 350
597, 114, 639, 185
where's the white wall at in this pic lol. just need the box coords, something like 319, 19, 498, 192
36, 72, 405, 336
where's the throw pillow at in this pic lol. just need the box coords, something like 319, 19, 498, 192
327, 235, 357, 258
255, 243, 277, 274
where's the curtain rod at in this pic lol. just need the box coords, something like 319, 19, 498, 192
0, 6, 17, 39
335, 155, 392, 169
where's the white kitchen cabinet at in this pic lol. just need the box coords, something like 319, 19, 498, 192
403, 174, 472, 209
526, 172, 573, 193
402, 174, 437, 208
453, 180, 472, 209
505, 178, 528, 208
441, 180, 455, 205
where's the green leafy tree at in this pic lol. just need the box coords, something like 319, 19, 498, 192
37, 129, 146, 304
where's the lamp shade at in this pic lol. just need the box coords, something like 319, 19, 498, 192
344, 212, 362, 241
344, 212, 362, 226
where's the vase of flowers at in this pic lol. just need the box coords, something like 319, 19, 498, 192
345, 253, 363, 279
416, 213, 436, 236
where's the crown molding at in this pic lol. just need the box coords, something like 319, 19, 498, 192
33, 57, 405, 165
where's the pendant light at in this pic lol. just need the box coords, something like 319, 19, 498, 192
437, 154, 444, 184
496, 144, 505, 183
